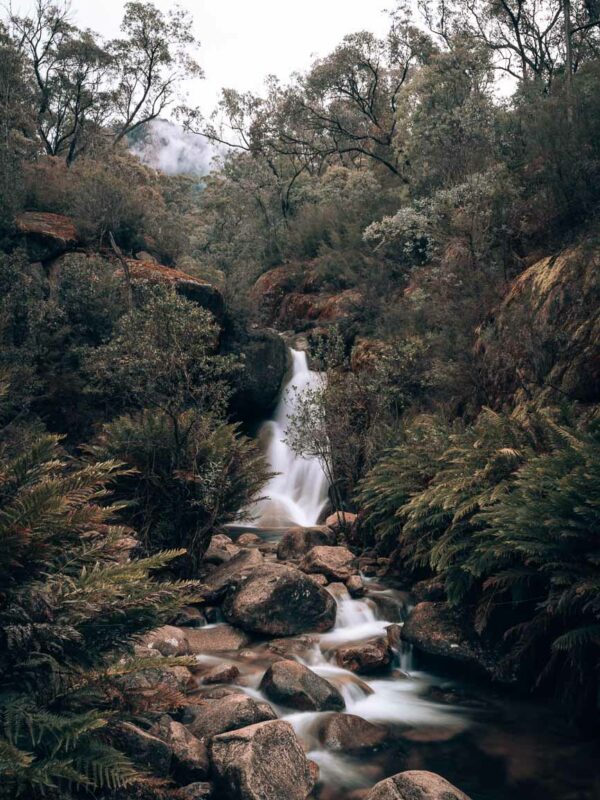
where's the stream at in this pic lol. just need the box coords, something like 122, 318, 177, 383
214, 348, 599, 800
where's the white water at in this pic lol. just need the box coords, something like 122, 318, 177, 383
247, 348, 330, 528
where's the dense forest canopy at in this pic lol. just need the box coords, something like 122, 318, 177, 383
0, 1, 599, 798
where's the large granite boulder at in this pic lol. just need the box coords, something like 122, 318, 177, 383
334, 637, 392, 675
365, 770, 471, 800
210, 720, 314, 800
199, 548, 264, 602
227, 328, 290, 418
317, 713, 388, 752
152, 715, 209, 782
15, 211, 78, 261
276, 526, 335, 561
185, 624, 251, 654
222, 563, 336, 636
300, 545, 356, 581
259, 659, 345, 711
116, 722, 172, 777
182, 693, 276, 740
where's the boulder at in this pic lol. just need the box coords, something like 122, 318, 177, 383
222, 563, 336, 636
15, 211, 78, 261
185, 624, 250, 654
365, 770, 471, 800
210, 720, 314, 800
318, 713, 388, 752
204, 534, 241, 565
300, 545, 356, 581
278, 289, 363, 329
401, 602, 504, 681
142, 624, 190, 656
277, 526, 335, 561
346, 575, 365, 597
249, 264, 300, 325
152, 715, 209, 782
171, 606, 206, 628
259, 659, 345, 711
326, 511, 358, 533
334, 637, 392, 674
199, 548, 264, 602
183, 693, 276, 740
228, 328, 290, 417
201, 663, 240, 685
116, 722, 171, 777
124, 258, 225, 320
237, 533, 262, 546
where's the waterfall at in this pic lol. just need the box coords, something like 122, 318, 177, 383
248, 348, 330, 528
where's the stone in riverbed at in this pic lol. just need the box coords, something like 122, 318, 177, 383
222, 563, 336, 636
335, 637, 392, 674
116, 722, 171, 776
185, 624, 250, 653
237, 532, 262, 546
318, 713, 388, 752
259, 659, 345, 711
182, 693, 276, 740
151, 715, 209, 782
325, 511, 358, 533
300, 545, 356, 581
201, 663, 240, 684
211, 719, 314, 800
200, 548, 264, 602
347, 574, 365, 596
276, 526, 335, 561
142, 624, 190, 656
365, 770, 471, 800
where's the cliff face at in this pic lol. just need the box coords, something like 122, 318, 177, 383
476, 239, 600, 406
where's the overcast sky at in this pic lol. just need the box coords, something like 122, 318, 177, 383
62, 0, 391, 115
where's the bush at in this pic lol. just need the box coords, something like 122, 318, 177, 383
88, 409, 270, 571
0, 432, 198, 798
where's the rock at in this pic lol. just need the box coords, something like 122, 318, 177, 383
237, 533, 262, 546
171, 606, 206, 628
318, 713, 388, 752
15, 211, 78, 260
259, 659, 345, 711
249, 264, 300, 325
124, 258, 225, 320
142, 624, 190, 656
228, 328, 290, 417
412, 578, 446, 602
223, 563, 336, 636
401, 602, 505, 681
201, 663, 240, 685
116, 722, 171, 776
204, 540, 241, 566
346, 575, 365, 597
152, 715, 209, 782
365, 770, 471, 800
335, 637, 392, 674
211, 720, 314, 800
185, 624, 250, 654
179, 783, 213, 800
326, 511, 358, 533
276, 526, 335, 561
199, 549, 264, 602
183, 693, 276, 740
386, 624, 403, 650
309, 573, 329, 586
301, 545, 355, 581
326, 582, 350, 600
278, 289, 363, 329
266, 634, 319, 659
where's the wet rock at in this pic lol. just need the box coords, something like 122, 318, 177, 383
204, 540, 240, 566
386, 624, 403, 651
318, 713, 388, 752
142, 624, 189, 656
237, 533, 262, 546
228, 328, 290, 417
365, 770, 471, 800
185, 624, 250, 653
199, 549, 264, 602
266, 634, 319, 659
335, 637, 392, 674
276, 526, 335, 561
152, 715, 209, 782
171, 606, 206, 628
326, 511, 358, 533
222, 563, 336, 636
401, 602, 504, 681
259, 659, 345, 711
327, 581, 350, 600
116, 722, 171, 776
183, 693, 276, 740
15, 211, 78, 261
179, 782, 213, 800
201, 663, 240, 685
211, 719, 314, 800
300, 545, 356, 581
309, 573, 329, 586
347, 575, 365, 597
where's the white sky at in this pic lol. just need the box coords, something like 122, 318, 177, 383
65, 0, 392, 115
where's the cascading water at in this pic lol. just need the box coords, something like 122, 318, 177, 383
246, 348, 330, 528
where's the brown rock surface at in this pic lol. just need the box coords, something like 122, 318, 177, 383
277, 526, 335, 561
183, 693, 276, 740
318, 713, 388, 752
335, 637, 392, 674
301, 545, 356, 581
365, 770, 471, 800
259, 659, 345, 711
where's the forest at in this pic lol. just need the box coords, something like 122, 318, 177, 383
0, 1, 599, 799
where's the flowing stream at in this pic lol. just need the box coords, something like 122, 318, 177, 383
212, 347, 598, 798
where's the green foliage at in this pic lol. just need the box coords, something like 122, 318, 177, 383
0, 432, 199, 798
87, 409, 270, 570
